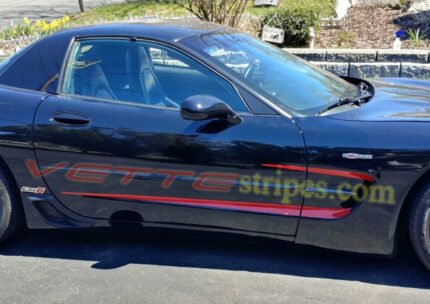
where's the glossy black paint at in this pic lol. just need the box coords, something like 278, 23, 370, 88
0, 21, 429, 256
181, 95, 242, 125
33, 94, 306, 236
330, 78, 430, 121
295, 116, 430, 253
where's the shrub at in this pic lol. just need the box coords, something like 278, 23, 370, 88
336, 30, 356, 47
261, 5, 320, 47
174, 0, 249, 28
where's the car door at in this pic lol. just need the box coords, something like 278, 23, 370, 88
32, 38, 306, 235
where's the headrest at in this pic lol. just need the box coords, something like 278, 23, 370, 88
126, 45, 152, 74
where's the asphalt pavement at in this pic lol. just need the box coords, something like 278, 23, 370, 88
0, 1, 430, 303
0, 0, 123, 29
0, 226, 429, 304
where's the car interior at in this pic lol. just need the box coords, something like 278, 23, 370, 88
64, 40, 247, 112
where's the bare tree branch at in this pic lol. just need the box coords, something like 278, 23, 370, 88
174, 0, 249, 28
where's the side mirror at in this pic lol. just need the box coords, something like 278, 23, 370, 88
180, 95, 242, 125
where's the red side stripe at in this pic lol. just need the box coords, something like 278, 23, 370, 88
61, 192, 351, 219
261, 163, 375, 183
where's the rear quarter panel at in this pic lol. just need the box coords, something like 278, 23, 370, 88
0, 86, 49, 226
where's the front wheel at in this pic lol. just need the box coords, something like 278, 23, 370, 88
0, 167, 23, 243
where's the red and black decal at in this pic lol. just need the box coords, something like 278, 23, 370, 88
62, 191, 351, 220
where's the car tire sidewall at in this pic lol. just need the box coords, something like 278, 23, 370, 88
0, 169, 21, 243
409, 183, 430, 270
0, 181, 11, 234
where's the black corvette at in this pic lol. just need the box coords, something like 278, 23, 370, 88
1, 20, 430, 269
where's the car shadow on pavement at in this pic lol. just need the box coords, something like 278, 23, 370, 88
0, 226, 429, 289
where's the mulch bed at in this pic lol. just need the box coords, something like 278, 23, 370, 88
316, 5, 430, 49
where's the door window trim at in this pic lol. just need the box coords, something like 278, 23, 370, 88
58, 36, 252, 114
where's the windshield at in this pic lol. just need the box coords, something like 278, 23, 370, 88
182, 33, 358, 114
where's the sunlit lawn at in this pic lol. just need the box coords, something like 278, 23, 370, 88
72, 2, 187, 24
73, 0, 336, 25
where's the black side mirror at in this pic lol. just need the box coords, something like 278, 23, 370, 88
180, 95, 242, 125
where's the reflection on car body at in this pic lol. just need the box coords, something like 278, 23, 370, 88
0, 21, 430, 270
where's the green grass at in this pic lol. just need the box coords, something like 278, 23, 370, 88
0, 0, 336, 47
73, 0, 336, 25
0, 0, 337, 56
72, 2, 187, 25
249, 0, 337, 18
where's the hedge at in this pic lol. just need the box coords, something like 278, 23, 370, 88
261, 6, 320, 47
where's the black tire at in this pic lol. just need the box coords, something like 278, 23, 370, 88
0, 166, 24, 243
409, 181, 430, 270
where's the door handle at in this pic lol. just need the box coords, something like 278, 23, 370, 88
51, 112, 91, 127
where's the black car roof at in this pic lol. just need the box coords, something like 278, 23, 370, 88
54, 20, 231, 42
0, 20, 234, 94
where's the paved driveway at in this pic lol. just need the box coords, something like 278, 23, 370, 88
0, 227, 429, 304
0, 0, 123, 29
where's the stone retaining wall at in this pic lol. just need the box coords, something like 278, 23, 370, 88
285, 49, 430, 78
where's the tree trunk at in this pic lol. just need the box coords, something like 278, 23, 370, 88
78, 0, 85, 12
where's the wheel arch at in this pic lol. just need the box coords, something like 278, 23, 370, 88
0, 154, 21, 197
396, 169, 430, 250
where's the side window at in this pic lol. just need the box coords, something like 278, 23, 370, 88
148, 47, 189, 68
62, 39, 248, 112
0, 34, 69, 92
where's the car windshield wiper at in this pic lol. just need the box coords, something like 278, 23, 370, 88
317, 82, 372, 116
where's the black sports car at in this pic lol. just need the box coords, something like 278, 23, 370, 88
1, 20, 430, 270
